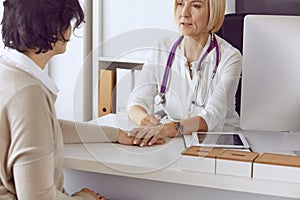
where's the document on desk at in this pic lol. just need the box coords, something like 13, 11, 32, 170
183, 132, 251, 150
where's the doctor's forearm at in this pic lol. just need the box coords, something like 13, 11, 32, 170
163, 116, 208, 137
180, 116, 208, 134
128, 105, 148, 125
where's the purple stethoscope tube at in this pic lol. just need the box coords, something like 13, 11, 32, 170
155, 33, 220, 105
160, 35, 184, 94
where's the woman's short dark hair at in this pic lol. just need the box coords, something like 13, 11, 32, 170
1, 0, 84, 53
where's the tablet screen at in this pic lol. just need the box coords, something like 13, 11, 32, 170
183, 132, 250, 149
197, 133, 243, 146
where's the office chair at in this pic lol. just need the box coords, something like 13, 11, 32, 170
217, 13, 247, 115
236, 0, 300, 16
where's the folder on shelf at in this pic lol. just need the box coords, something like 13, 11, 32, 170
116, 68, 133, 114
98, 69, 115, 117
116, 68, 141, 114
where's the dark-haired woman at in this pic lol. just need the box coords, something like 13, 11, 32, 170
0, 0, 135, 199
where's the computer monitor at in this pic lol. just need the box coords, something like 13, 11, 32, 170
240, 15, 300, 131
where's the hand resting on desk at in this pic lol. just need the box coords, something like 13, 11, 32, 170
127, 123, 178, 147
118, 129, 166, 146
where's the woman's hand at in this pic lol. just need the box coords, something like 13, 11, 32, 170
128, 122, 178, 147
80, 188, 106, 200
117, 130, 135, 145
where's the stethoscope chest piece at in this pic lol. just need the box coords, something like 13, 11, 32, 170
154, 93, 166, 105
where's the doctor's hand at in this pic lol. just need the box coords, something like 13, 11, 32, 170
117, 129, 165, 146
140, 114, 161, 127
128, 123, 178, 147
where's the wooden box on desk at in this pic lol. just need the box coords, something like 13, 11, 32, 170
216, 150, 259, 177
178, 146, 224, 173
253, 153, 300, 183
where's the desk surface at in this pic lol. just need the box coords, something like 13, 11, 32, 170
64, 114, 300, 199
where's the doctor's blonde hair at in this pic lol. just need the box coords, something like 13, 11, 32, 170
173, 0, 226, 33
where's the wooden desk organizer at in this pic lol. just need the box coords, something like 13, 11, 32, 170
178, 146, 224, 173
253, 153, 300, 183
216, 150, 259, 177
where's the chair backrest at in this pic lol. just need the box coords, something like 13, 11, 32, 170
216, 13, 246, 115
236, 0, 300, 15
217, 13, 247, 54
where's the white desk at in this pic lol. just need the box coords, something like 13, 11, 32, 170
64, 114, 300, 200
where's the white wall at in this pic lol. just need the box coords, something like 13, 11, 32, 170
49, 32, 84, 121
49, 28, 89, 122
100, 0, 236, 61
102, 0, 235, 41
100, 0, 177, 62
49, 0, 92, 122
226, 0, 236, 13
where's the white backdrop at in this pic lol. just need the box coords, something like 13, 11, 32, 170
100, 0, 236, 61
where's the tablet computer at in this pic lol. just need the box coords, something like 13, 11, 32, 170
183, 132, 251, 149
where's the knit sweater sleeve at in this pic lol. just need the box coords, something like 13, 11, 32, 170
59, 119, 119, 144
7, 85, 96, 200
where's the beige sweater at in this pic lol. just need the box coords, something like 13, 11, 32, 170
0, 61, 119, 200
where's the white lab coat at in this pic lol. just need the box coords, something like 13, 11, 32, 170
127, 34, 242, 131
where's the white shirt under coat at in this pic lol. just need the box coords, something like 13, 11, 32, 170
128, 34, 242, 131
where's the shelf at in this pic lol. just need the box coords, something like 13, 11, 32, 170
98, 56, 143, 71
99, 56, 144, 65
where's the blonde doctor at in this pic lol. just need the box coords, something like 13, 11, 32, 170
127, 0, 242, 147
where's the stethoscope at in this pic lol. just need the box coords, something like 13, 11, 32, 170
154, 33, 220, 109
